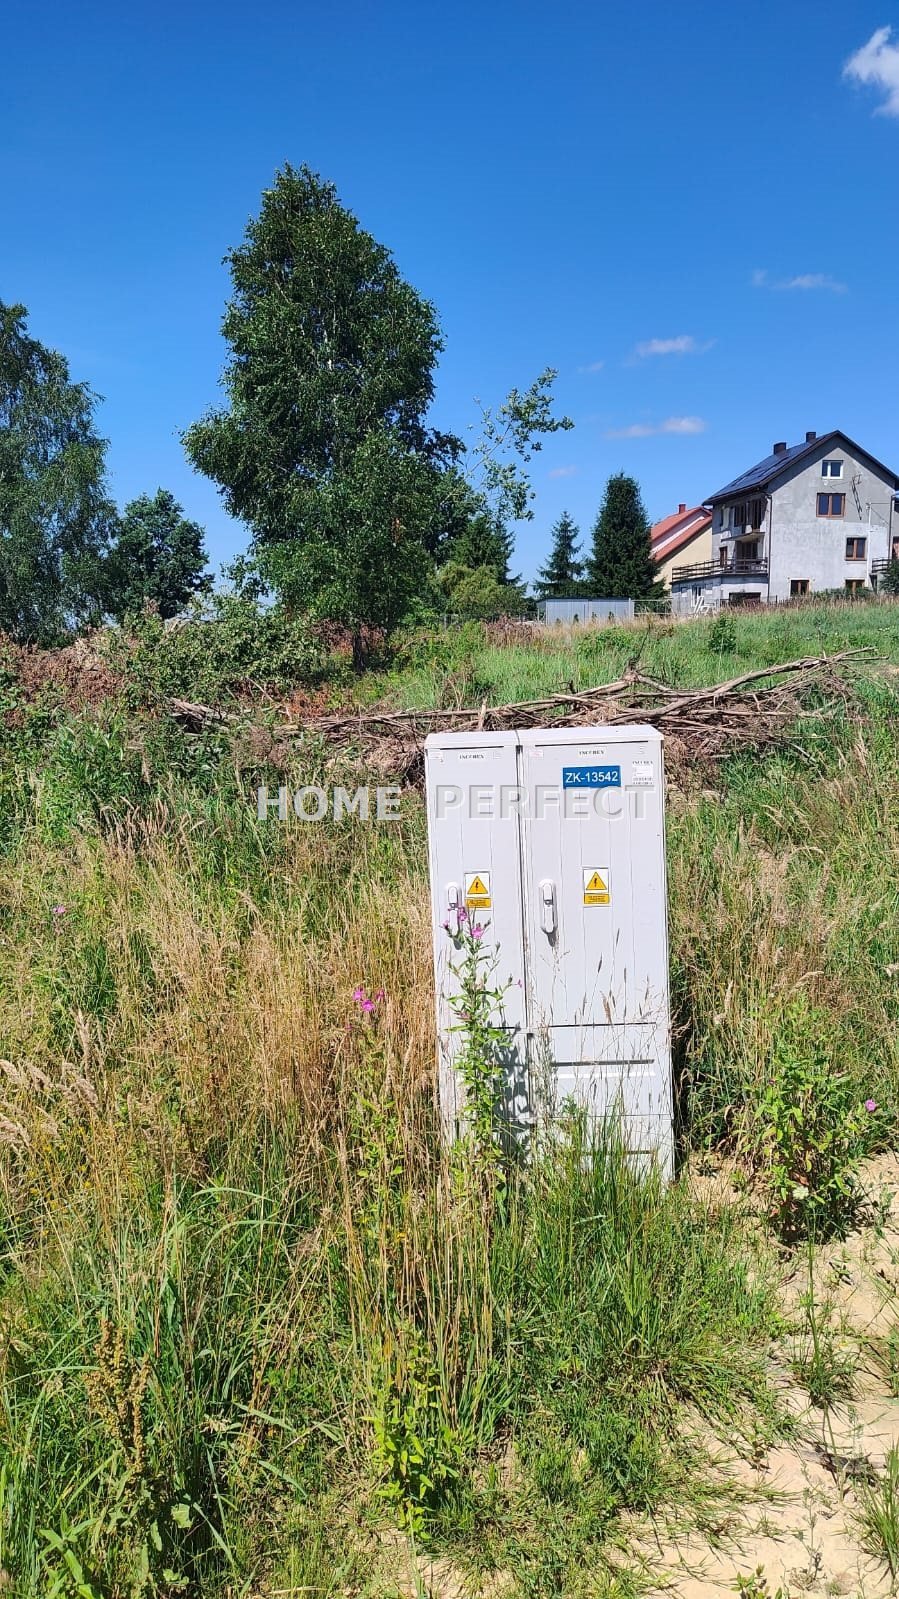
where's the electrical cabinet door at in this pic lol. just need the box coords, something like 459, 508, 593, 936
424, 733, 528, 1135
517, 727, 672, 1166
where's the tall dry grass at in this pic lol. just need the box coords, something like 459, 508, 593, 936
0, 760, 779, 1593
1, 647, 897, 1593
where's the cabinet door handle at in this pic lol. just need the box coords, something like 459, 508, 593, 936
540, 878, 556, 936
446, 882, 462, 934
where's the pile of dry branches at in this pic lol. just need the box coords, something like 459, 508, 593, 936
169, 648, 875, 784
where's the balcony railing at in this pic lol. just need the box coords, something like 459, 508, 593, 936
671, 558, 769, 585
872, 558, 894, 577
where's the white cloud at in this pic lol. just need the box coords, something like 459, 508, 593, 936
784, 272, 847, 293
661, 416, 706, 435
844, 26, 899, 116
635, 335, 700, 358
549, 465, 578, 478
605, 416, 707, 439
752, 268, 847, 293
577, 360, 605, 373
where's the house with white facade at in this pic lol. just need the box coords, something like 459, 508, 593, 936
670, 431, 899, 612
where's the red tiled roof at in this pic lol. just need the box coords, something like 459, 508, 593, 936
651, 505, 711, 562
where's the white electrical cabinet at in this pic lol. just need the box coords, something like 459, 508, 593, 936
424, 725, 673, 1174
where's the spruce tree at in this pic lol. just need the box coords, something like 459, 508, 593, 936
449, 506, 517, 585
586, 473, 663, 600
535, 511, 584, 598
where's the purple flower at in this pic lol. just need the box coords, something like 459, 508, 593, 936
52, 905, 67, 918
361, 998, 375, 1014
374, 988, 386, 1002
471, 925, 484, 941
865, 1098, 878, 1113
352, 986, 366, 1003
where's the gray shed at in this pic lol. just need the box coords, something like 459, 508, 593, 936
536, 597, 635, 625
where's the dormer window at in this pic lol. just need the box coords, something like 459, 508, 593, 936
822, 460, 843, 478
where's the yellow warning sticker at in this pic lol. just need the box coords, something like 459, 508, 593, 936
583, 867, 610, 906
465, 871, 491, 908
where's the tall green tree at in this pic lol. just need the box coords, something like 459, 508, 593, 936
183, 164, 458, 660
105, 489, 209, 621
586, 473, 663, 601
535, 511, 584, 598
0, 301, 116, 642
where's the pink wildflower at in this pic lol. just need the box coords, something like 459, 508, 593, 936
471, 925, 484, 941
361, 999, 376, 1014
52, 905, 67, 917
352, 986, 366, 1003
374, 988, 386, 1002
865, 1098, 877, 1113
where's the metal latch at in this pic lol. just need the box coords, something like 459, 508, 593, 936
540, 878, 556, 936
446, 882, 462, 935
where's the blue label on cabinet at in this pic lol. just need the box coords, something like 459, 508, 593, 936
562, 765, 621, 789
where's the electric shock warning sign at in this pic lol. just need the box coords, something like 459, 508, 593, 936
583, 868, 610, 906
465, 872, 491, 908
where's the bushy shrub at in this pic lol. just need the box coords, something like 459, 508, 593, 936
109, 593, 325, 706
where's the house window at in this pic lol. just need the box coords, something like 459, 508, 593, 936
817, 492, 845, 517
845, 536, 867, 561
748, 496, 765, 530
790, 579, 809, 595
736, 540, 759, 562
845, 579, 864, 593
821, 459, 843, 478
731, 502, 747, 531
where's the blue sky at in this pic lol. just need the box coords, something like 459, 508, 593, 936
4, 0, 899, 584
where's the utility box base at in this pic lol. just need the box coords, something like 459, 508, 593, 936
425, 725, 673, 1175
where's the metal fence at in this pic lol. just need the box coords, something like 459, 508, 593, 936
537, 597, 635, 625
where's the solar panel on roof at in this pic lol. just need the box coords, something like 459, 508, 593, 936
709, 440, 817, 501
707, 432, 899, 505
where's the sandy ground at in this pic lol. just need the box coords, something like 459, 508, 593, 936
641, 1152, 899, 1598
391, 1154, 899, 1598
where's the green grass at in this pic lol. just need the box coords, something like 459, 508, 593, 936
368, 600, 899, 710
1, 600, 898, 1593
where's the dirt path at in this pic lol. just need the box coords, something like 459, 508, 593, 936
646, 1154, 899, 1598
